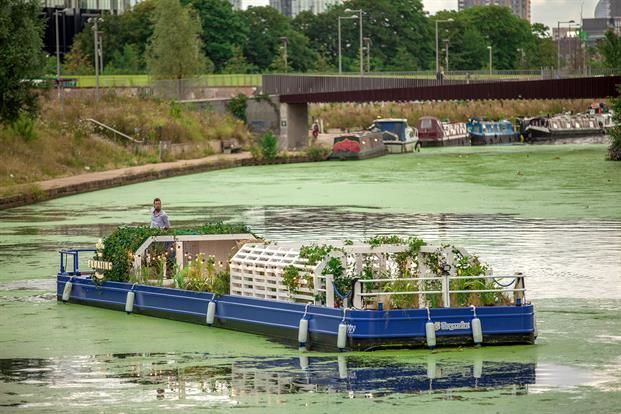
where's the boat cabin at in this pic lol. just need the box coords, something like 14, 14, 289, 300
369, 118, 419, 153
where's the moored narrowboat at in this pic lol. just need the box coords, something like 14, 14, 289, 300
56, 230, 536, 352
518, 114, 610, 143
468, 119, 519, 146
329, 132, 386, 160
370, 118, 421, 153
416, 116, 470, 147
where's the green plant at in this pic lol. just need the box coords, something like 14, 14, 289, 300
282, 265, 301, 294
226, 94, 248, 123
300, 244, 335, 266
169, 101, 183, 119
304, 144, 330, 161
258, 131, 278, 160
100, 222, 251, 282
10, 112, 37, 142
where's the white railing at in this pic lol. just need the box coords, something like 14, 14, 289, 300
348, 274, 526, 309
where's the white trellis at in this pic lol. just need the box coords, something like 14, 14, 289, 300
229, 241, 524, 309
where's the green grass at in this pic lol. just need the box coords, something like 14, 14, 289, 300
70, 74, 262, 88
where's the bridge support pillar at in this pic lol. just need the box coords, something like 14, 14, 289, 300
279, 103, 308, 150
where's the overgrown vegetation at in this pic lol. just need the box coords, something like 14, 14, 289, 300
607, 87, 621, 161
0, 93, 250, 197
226, 94, 248, 123
311, 99, 597, 130
251, 132, 279, 160
291, 237, 510, 309
100, 223, 251, 282
0, 0, 44, 123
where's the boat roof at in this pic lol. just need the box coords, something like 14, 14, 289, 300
374, 118, 408, 123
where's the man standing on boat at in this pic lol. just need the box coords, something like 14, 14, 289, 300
150, 198, 171, 230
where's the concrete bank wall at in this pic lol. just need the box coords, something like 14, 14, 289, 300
0, 155, 319, 211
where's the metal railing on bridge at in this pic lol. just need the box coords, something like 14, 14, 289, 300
262, 68, 619, 96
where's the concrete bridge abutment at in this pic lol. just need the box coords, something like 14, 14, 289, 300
279, 102, 308, 150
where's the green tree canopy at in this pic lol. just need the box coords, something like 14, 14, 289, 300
597, 30, 621, 68
146, 0, 206, 80
0, 0, 44, 123
66, 0, 157, 74
184, 0, 248, 71
294, 0, 432, 72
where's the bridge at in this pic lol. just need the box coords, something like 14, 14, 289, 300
261, 74, 621, 149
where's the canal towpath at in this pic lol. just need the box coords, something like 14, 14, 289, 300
0, 151, 313, 210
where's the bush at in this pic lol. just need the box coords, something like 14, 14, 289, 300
305, 144, 330, 161
101, 222, 251, 282
10, 112, 37, 142
608, 129, 621, 161
258, 131, 279, 160
226, 94, 248, 123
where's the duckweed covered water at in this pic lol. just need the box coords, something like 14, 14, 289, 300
1, 144, 620, 413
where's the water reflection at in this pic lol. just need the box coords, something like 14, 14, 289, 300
0, 353, 544, 408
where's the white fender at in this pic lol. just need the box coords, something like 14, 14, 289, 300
206, 301, 216, 326
125, 291, 135, 314
426, 357, 437, 380
337, 355, 348, 379
298, 318, 309, 346
62, 280, 73, 302
473, 358, 483, 379
472, 317, 483, 345
299, 354, 309, 370
425, 321, 437, 348
337, 323, 348, 350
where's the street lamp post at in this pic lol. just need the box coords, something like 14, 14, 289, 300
338, 15, 355, 74
363, 37, 372, 73
487, 45, 493, 77
345, 8, 364, 76
280, 36, 288, 73
516, 48, 525, 68
435, 18, 454, 79
89, 17, 104, 101
55, 10, 63, 102
444, 39, 449, 73
557, 20, 575, 74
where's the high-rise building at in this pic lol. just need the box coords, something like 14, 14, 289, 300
458, 0, 531, 22
270, 0, 342, 18
228, 0, 241, 10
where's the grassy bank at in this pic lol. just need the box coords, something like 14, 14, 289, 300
311, 99, 599, 130
0, 93, 249, 197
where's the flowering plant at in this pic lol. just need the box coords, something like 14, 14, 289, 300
332, 138, 361, 153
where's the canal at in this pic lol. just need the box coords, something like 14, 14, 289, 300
1, 144, 620, 412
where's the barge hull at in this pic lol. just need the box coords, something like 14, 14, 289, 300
419, 137, 470, 147
57, 275, 536, 351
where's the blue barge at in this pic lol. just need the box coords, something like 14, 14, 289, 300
467, 118, 519, 145
56, 239, 536, 352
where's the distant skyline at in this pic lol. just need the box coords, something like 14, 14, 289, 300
243, 0, 600, 32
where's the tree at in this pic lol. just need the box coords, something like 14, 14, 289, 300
240, 6, 291, 71
457, 28, 488, 70
597, 30, 621, 69
66, 0, 157, 74
107, 44, 142, 74
222, 45, 257, 74
607, 87, 621, 161
294, 0, 432, 72
387, 46, 419, 71
146, 0, 207, 80
460, 6, 532, 70
63, 46, 94, 75
0, 0, 44, 123
184, 0, 248, 71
